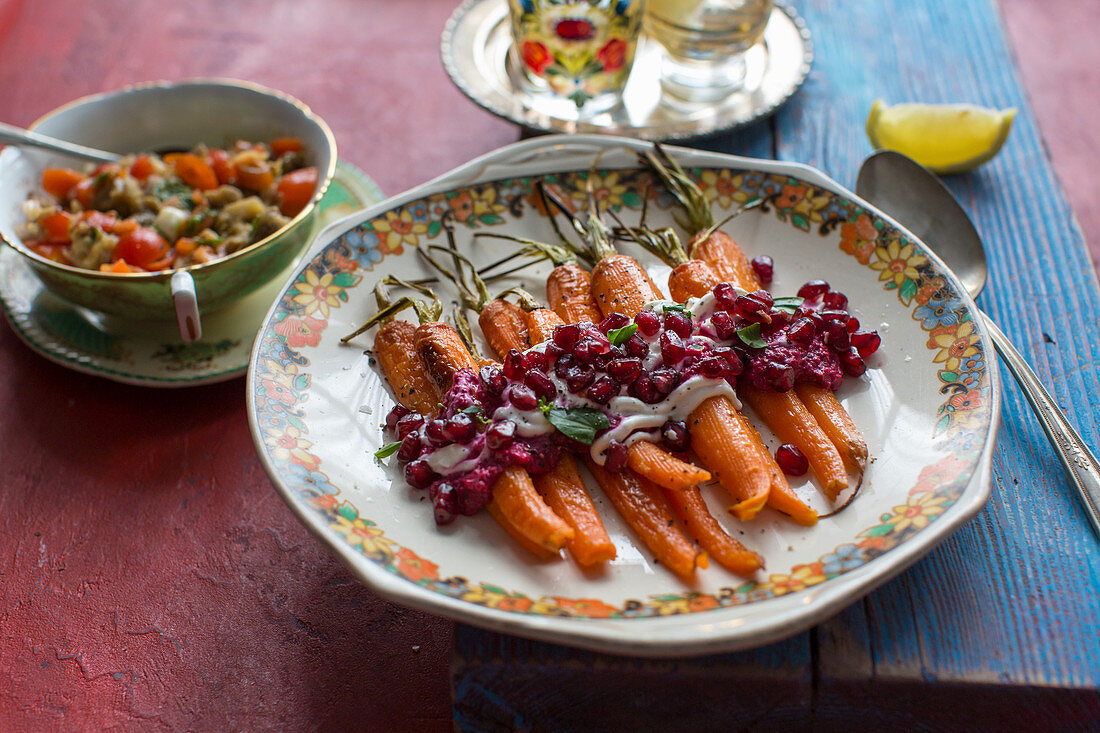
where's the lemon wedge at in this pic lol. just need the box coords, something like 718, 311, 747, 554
866, 100, 1016, 174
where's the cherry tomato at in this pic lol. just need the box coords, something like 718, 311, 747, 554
72, 177, 96, 209
276, 166, 319, 216
270, 137, 303, 157
42, 168, 85, 198
129, 154, 156, 180
164, 153, 218, 191
207, 149, 235, 185
113, 227, 169, 269
40, 211, 73, 243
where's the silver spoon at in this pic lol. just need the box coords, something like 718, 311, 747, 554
857, 150, 1100, 537
0, 121, 120, 163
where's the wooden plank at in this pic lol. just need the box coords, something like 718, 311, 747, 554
780, 0, 1100, 698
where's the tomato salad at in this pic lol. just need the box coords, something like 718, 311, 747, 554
18, 138, 318, 273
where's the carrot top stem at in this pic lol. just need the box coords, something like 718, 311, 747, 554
340, 278, 441, 343
474, 231, 578, 269
609, 209, 689, 269
495, 286, 544, 313
450, 305, 486, 363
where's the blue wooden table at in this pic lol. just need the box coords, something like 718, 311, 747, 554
452, 0, 1100, 727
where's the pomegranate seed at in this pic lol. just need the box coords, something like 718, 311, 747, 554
840, 348, 867, 377
555, 354, 576, 377
711, 311, 737, 340
508, 383, 539, 411
733, 291, 772, 322
442, 413, 477, 443
825, 321, 850, 351
797, 280, 830, 301
652, 368, 679, 395
553, 323, 581, 350
846, 316, 860, 333
607, 357, 643, 383
574, 335, 610, 363
479, 365, 507, 396
629, 375, 660, 403
395, 413, 425, 440
851, 330, 881, 357
761, 360, 795, 391
385, 405, 411, 434
432, 483, 458, 524
660, 331, 686, 364
502, 349, 525, 380
787, 317, 816, 346
634, 310, 661, 337
661, 420, 690, 452
714, 347, 743, 375
397, 432, 422, 463
822, 291, 848, 310
662, 312, 692, 339
404, 459, 437, 489
425, 419, 448, 445
586, 375, 618, 404
525, 370, 557, 400
599, 313, 630, 333
522, 350, 549, 373
713, 282, 739, 311
625, 334, 650, 358
564, 366, 596, 393
818, 309, 850, 324
486, 420, 516, 450
775, 444, 808, 476
699, 356, 728, 379
751, 255, 774, 284
604, 440, 629, 472
545, 343, 564, 359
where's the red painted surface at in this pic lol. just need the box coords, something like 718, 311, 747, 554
0, 0, 1096, 729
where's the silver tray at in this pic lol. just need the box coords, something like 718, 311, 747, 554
441, 0, 813, 140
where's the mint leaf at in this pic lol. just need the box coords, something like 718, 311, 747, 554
607, 323, 638, 346
772, 296, 804, 314
736, 323, 766, 349
462, 404, 492, 424
374, 441, 402, 459
546, 407, 610, 445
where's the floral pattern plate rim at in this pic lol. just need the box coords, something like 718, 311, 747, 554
0, 160, 383, 388
246, 135, 1000, 656
441, 0, 813, 140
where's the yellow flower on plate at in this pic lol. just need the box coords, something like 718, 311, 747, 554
372, 208, 428, 251
568, 171, 629, 210
698, 169, 746, 209
869, 238, 927, 288
928, 320, 980, 372
760, 563, 828, 597
262, 423, 319, 471
332, 514, 397, 559
292, 269, 343, 319
884, 492, 949, 534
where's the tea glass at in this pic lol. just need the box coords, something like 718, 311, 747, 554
643, 0, 773, 102
508, 0, 646, 120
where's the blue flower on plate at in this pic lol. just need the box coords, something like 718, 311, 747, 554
820, 543, 865, 575
958, 354, 985, 389
343, 228, 384, 269
407, 199, 431, 222
286, 462, 339, 497
913, 296, 964, 329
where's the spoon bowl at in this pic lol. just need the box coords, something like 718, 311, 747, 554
856, 149, 1100, 538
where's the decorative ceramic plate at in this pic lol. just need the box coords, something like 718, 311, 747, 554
441, 0, 812, 140
0, 161, 383, 387
247, 136, 999, 656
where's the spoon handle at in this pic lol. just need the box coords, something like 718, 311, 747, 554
0, 121, 119, 164
980, 308, 1100, 537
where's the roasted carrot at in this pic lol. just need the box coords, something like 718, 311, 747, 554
415, 321, 478, 391
687, 396, 772, 520
689, 229, 759, 290
795, 384, 868, 474
736, 412, 819, 526
547, 262, 604, 325
586, 460, 705, 581
478, 298, 529, 357
661, 483, 763, 577
590, 253, 663, 314
535, 455, 617, 566
488, 466, 575, 553
668, 257, 721, 303
740, 380, 848, 500
525, 306, 566, 343
626, 440, 710, 491
373, 319, 440, 416
485, 501, 559, 561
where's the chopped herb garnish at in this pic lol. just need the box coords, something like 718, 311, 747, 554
461, 405, 491, 424
607, 323, 638, 346
662, 303, 689, 315
736, 322, 767, 349
544, 406, 610, 445
772, 296, 804, 314
374, 442, 402, 459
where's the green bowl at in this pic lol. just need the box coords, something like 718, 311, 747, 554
0, 79, 337, 329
